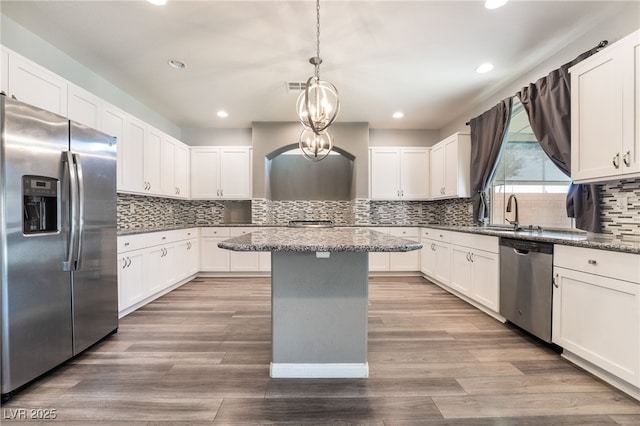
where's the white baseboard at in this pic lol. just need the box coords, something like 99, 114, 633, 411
270, 362, 369, 378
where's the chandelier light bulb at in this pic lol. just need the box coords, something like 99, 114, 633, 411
299, 127, 333, 162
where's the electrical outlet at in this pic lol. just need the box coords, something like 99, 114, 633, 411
129, 204, 135, 214
211, 206, 216, 215
468, 204, 473, 214
616, 196, 628, 212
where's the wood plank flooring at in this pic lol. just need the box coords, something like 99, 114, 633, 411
3, 276, 640, 425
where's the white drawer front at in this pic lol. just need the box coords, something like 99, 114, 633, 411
200, 227, 231, 238
229, 227, 256, 237
145, 231, 175, 247
175, 227, 199, 241
117, 234, 147, 253
422, 228, 450, 243
554, 244, 640, 283
389, 227, 419, 240
450, 232, 499, 254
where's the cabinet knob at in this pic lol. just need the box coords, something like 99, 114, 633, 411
587, 259, 597, 265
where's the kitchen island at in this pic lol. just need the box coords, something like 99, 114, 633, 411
218, 227, 421, 378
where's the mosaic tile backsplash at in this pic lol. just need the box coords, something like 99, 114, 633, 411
118, 177, 640, 237
600, 178, 640, 239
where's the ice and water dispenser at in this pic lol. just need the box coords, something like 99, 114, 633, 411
22, 176, 58, 234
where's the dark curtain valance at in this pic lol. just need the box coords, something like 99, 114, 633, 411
516, 48, 602, 233
469, 97, 513, 224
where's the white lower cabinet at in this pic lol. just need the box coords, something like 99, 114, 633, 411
426, 230, 499, 314
553, 245, 640, 394
118, 248, 145, 313
200, 228, 230, 272
117, 228, 199, 316
368, 228, 420, 272
176, 238, 199, 280
145, 244, 175, 296
229, 228, 259, 272
259, 252, 271, 272
420, 228, 451, 286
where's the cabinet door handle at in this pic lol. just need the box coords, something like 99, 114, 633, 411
122, 257, 127, 269
623, 150, 631, 167
612, 153, 620, 169
465, 252, 470, 262
431, 243, 436, 251
553, 273, 559, 288
469, 253, 474, 263
587, 259, 597, 265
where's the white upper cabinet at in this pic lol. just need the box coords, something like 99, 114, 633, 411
219, 147, 252, 199
1, 48, 9, 95
100, 105, 126, 189
68, 84, 101, 129
191, 147, 252, 199
6, 52, 68, 116
120, 115, 146, 194
190, 148, 220, 199
160, 135, 190, 199
430, 132, 470, 199
174, 142, 190, 199
369, 147, 429, 200
570, 29, 640, 183
145, 127, 162, 195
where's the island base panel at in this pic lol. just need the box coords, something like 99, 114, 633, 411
271, 251, 368, 378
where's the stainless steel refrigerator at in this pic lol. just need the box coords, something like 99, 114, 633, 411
1, 95, 118, 399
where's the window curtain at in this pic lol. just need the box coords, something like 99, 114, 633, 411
469, 97, 513, 224
516, 49, 601, 233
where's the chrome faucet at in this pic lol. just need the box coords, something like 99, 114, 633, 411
505, 194, 519, 230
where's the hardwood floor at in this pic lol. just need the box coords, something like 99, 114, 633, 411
3, 276, 640, 425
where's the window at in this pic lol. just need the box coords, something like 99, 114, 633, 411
490, 98, 573, 229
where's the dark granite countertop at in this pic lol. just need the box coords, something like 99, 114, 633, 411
216, 227, 423, 253
118, 224, 640, 255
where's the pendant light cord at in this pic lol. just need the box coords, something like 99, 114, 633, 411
315, 0, 321, 80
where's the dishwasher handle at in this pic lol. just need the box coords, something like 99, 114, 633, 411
513, 248, 530, 255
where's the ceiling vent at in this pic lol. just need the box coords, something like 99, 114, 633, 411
285, 81, 307, 94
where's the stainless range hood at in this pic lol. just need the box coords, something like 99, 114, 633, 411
267, 147, 354, 201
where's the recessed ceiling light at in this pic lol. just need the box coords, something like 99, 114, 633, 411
476, 62, 494, 73
217, 111, 228, 118
485, 0, 508, 9
167, 59, 186, 69
147, 0, 167, 5
392, 111, 404, 119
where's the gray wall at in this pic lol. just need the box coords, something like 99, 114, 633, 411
369, 129, 440, 147
181, 127, 252, 146
439, 2, 640, 137
252, 122, 369, 199
0, 16, 181, 138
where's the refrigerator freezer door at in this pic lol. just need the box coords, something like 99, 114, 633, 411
69, 122, 118, 354
1, 97, 73, 394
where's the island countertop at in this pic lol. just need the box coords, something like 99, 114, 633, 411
217, 227, 423, 253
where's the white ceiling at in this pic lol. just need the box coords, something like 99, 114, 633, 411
0, 1, 632, 130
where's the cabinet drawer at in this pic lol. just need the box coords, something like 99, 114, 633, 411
554, 244, 640, 283
229, 227, 256, 237
175, 227, 199, 241
145, 231, 175, 247
389, 227, 419, 240
450, 232, 498, 254
117, 234, 147, 253
200, 227, 231, 238
422, 228, 450, 243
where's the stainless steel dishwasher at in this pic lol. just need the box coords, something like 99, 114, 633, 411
499, 238, 554, 342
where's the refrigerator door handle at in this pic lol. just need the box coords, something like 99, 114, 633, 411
62, 151, 78, 272
73, 153, 85, 271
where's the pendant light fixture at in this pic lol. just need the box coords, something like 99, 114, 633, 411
296, 0, 340, 162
